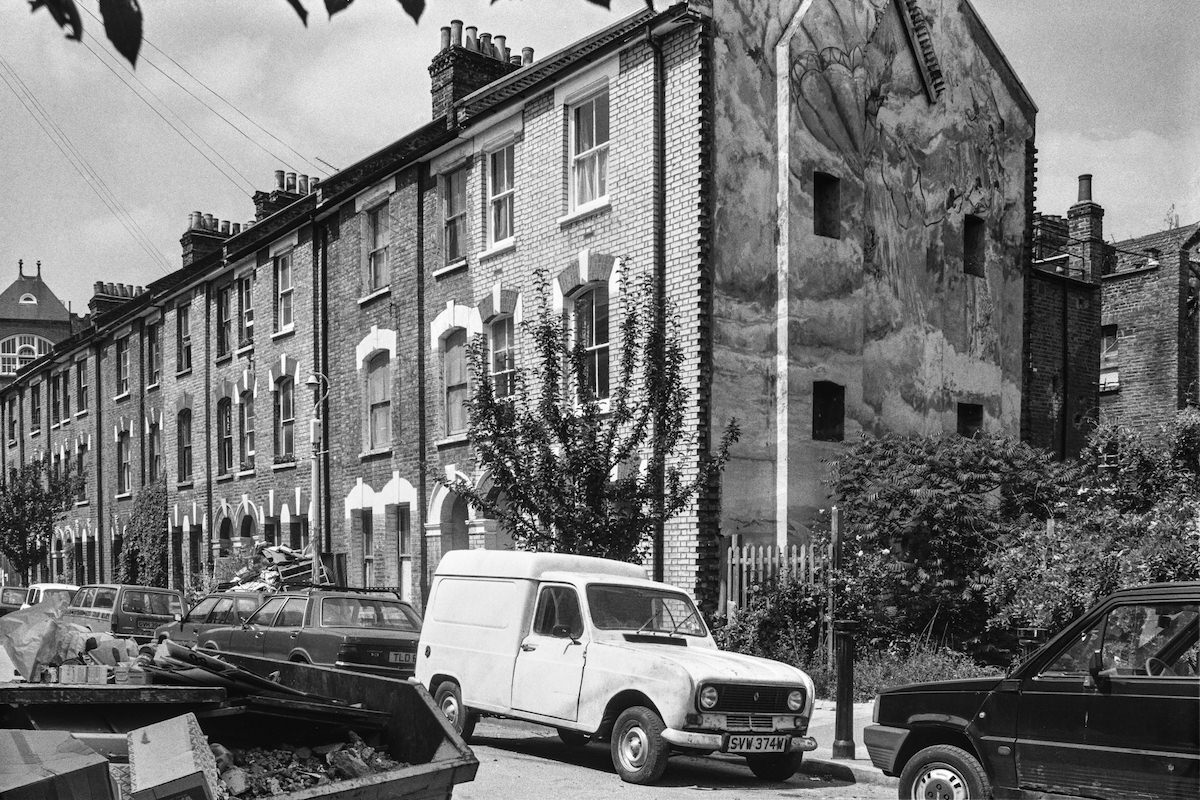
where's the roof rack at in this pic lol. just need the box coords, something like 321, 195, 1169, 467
278, 582, 402, 596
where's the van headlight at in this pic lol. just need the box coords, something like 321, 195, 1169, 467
787, 689, 804, 711
698, 685, 719, 710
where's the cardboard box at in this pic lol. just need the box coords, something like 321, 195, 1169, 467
127, 713, 218, 800
0, 729, 114, 800
86, 664, 109, 684
58, 664, 87, 684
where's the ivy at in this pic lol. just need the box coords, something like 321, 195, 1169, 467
115, 480, 168, 587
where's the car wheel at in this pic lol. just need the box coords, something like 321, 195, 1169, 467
434, 681, 476, 741
746, 752, 802, 782
610, 706, 669, 784
898, 744, 990, 800
557, 728, 589, 747
289, 655, 309, 664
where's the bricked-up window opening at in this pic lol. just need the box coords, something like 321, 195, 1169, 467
361, 509, 374, 587
177, 410, 192, 483
366, 352, 390, 451
61, 370, 70, 419
176, 304, 192, 373
148, 422, 162, 482
75, 445, 86, 502
30, 384, 41, 432
488, 145, 515, 246
274, 377, 295, 460
239, 391, 255, 469
575, 285, 610, 400
957, 403, 984, 437
216, 285, 233, 357
366, 204, 390, 293
115, 337, 130, 396
116, 431, 131, 494
571, 90, 609, 210
237, 275, 254, 348
444, 329, 469, 435
813, 172, 841, 239
146, 322, 161, 386
50, 374, 60, 424
812, 380, 845, 441
217, 398, 233, 475
490, 316, 516, 399
1100, 325, 1119, 391
275, 251, 294, 331
76, 359, 87, 413
443, 167, 468, 264
964, 214, 985, 276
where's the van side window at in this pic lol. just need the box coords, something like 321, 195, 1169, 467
533, 586, 583, 639
94, 589, 116, 609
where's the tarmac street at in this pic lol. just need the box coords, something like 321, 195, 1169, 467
456, 700, 897, 800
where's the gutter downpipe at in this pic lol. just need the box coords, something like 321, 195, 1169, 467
647, 23, 667, 584
775, 1, 815, 550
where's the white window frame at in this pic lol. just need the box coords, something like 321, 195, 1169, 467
487, 145, 515, 248
1101, 324, 1119, 391
217, 399, 233, 475
443, 329, 469, 435
443, 167, 468, 264
274, 377, 295, 460
177, 409, 193, 482
216, 285, 233, 357
573, 284, 610, 401
569, 89, 610, 212
115, 337, 130, 396
275, 252, 294, 332
489, 316, 516, 399
117, 432, 131, 494
146, 322, 161, 386
366, 351, 391, 451
176, 304, 192, 373
238, 274, 254, 348
239, 391, 255, 469
366, 204, 390, 293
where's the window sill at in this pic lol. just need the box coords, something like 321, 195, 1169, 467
358, 287, 392, 306
113, 392, 130, 403
147, 383, 161, 394
557, 198, 610, 228
272, 460, 297, 472
216, 473, 233, 483
271, 327, 295, 342
51, 422, 60, 431
74, 499, 90, 507
237, 468, 256, 478
6, 440, 14, 449
477, 240, 515, 262
236, 343, 254, 357
75, 409, 89, 419
115, 492, 132, 501
30, 429, 41, 438
435, 433, 469, 449
176, 480, 194, 490
215, 353, 233, 365
360, 447, 392, 460
1100, 385, 1120, 394
432, 259, 468, 280
176, 367, 193, 379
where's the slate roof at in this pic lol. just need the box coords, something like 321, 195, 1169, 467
0, 269, 71, 323
1111, 222, 1200, 272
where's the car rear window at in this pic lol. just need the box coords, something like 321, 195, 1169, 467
121, 590, 181, 616
320, 597, 420, 631
1, 588, 24, 605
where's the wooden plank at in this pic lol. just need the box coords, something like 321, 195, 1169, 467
0, 686, 227, 705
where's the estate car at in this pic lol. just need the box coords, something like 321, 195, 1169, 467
199, 587, 422, 676
0, 586, 25, 617
865, 581, 1199, 800
154, 591, 267, 647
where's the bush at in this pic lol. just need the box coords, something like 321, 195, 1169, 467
712, 570, 828, 667
847, 639, 1002, 701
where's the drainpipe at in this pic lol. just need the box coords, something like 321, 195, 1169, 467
646, 24, 667, 584
416, 164, 430, 605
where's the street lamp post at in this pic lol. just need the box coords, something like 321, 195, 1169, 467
306, 373, 330, 585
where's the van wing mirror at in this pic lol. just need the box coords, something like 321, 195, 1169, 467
551, 624, 582, 643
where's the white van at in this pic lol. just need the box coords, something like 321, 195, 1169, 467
415, 550, 817, 784
21, 582, 79, 610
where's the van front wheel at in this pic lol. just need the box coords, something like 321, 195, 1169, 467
434, 681, 476, 741
610, 706, 668, 784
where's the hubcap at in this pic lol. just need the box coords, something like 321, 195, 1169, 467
914, 766, 967, 800
440, 695, 460, 726
618, 725, 649, 770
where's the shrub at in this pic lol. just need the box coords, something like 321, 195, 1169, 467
712, 571, 828, 667
847, 639, 1002, 702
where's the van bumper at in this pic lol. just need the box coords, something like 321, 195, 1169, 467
661, 729, 818, 754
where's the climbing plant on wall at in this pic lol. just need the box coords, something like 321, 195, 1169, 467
115, 480, 168, 587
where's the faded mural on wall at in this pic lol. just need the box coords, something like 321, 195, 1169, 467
711, 0, 1035, 544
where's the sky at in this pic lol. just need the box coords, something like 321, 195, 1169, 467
0, 1, 1196, 312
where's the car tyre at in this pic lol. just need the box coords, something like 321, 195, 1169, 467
434, 681, 476, 741
610, 706, 669, 784
746, 752, 803, 782
557, 728, 589, 747
898, 744, 990, 800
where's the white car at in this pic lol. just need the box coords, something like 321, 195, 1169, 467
21, 582, 79, 610
415, 550, 817, 784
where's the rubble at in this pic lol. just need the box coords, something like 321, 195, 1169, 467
219, 543, 332, 593
212, 733, 404, 799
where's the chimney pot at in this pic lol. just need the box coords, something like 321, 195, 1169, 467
232, 222, 242, 235
450, 20, 463, 48
309, 179, 318, 192
203, 213, 214, 229
1077, 174, 1093, 203
494, 35, 506, 58
298, 175, 309, 194
220, 220, 230, 235
510, 55, 521, 66
187, 212, 197, 230
480, 33, 492, 57
465, 26, 478, 51
440, 26, 451, 51
93, 281, 103, 294
285, 172, 297, 192
274, 170, 285, 191
522, 46, 534, 66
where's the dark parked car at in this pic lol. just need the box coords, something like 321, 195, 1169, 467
865, 581, 1199, 800
0, 586, 25, 617
198, 587, 422, 677
60, 584, 186, 644
154, 591, 267, 647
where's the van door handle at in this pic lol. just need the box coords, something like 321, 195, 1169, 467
521, 643, 537, 652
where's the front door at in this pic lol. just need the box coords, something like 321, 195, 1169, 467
511, 584, 587, 721
260, 597, 308, 661
225, 595, 285, 656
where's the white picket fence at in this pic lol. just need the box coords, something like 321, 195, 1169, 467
721, 541, 828, 611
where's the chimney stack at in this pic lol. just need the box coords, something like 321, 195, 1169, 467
429, 20, 523, 124
1068, 173, 1106, 281
180, 210, 233, 267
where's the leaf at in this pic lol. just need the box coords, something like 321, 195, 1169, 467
29, 0, 83, 41
284, 0, 309, 25
98, 0, 142, 66
325, 0, 354, 15
397, 0, 424, 23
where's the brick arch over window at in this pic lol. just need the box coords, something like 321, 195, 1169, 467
429, 302, 481, 352
555, 249, 619, 304
212, 379, 235, 406
476, 286, 521, 326
174, 391, 194, 415
355, 327, 397, 368
233, 369, 257, 403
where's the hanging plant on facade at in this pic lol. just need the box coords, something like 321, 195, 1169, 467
442, 267, 739, 564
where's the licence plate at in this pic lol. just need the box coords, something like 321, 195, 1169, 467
726, 735, 788, 754
137, 618, 157, 631
388, 651, 416, 664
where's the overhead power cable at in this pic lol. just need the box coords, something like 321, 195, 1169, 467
0, 52, 173, 273
78, 5, 329, 178
79, 36, 257, 196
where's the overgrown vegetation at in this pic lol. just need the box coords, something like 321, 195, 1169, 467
115, 480, 168, 586
0, 457, 83, 584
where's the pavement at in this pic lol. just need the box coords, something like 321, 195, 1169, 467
800, 699, 896, 787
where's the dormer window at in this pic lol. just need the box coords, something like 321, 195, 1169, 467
18, 294, 36, 305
